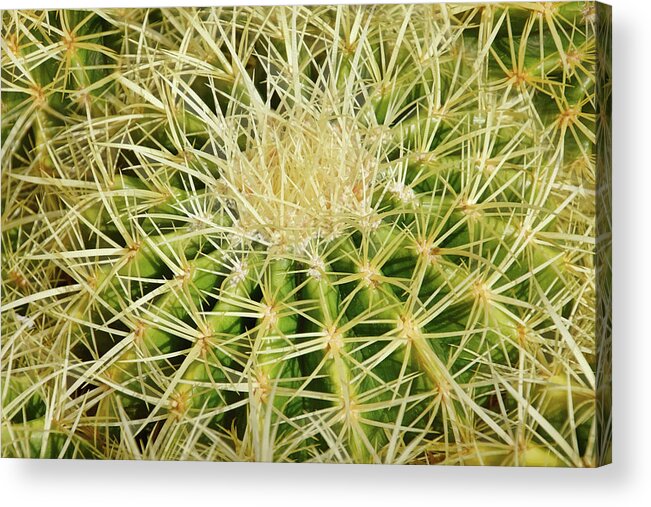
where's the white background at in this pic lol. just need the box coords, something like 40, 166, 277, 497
1, 0, 648, 505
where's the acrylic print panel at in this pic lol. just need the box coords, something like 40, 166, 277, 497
1, 2, 611, 466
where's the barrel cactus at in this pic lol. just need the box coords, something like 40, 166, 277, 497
1, 2, 611, 465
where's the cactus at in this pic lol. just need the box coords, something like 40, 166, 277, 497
1, 3, 611, 465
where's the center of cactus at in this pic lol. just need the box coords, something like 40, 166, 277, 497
221, 111, 379, 249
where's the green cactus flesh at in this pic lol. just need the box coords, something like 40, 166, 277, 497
1, 3, 611, 465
